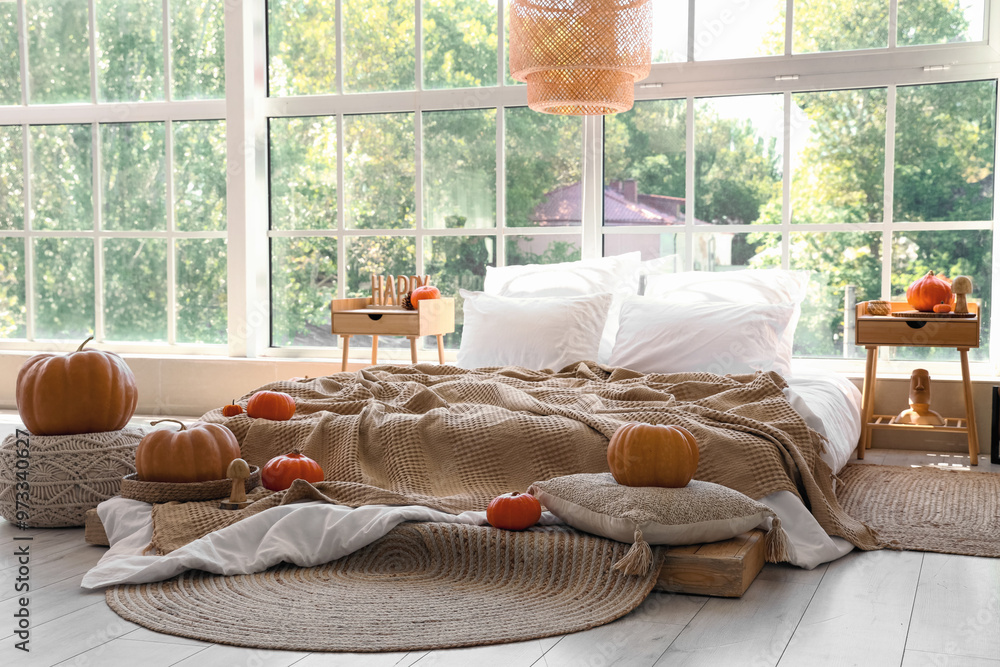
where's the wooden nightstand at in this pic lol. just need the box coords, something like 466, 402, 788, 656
330, 297, 455, 371
855, 301, 980, 465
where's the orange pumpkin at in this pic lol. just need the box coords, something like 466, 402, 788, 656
135, 420, 241, 483
932, 303, 953, 314
15, 336, 138, 436
486, 492, 541, 531
221, 401, 243, 417
410, 285, 441, 309
246, 391, 296, 421
607, 423, 699, 488
261, 449, 325, 491
906, 271, 954, 312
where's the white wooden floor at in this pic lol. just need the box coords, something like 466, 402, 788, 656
1, 413, 998, 667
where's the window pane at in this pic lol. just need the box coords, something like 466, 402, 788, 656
791, 88, 886, 224
267, 0, 337, 96
104, 238, 166, 341
692, 230, 781, 271
171, 0, 225, 99
97, 0, 164, 102
423, 0, 497, 89
890, 230, 991, 362
789, 231, 882, 358
344, 113, 414, 230
28, 0, 91, 103
101, 122, 167, 231
30, 124, 92, 231
345, 235, 415, 296
177, 237, 226, 344
423, 108, 496, 229
506, 234, 581, 265
343, 0, 415, 93
174, 120, 227, 232
894, 81, 995, 223
0, 2, 20, 105
652, 0, 688, 62
793, 0, 888, 53
0, 238, 25, 338
1, 125, 23, 230
33, 237, 94, 339
425, 235, 495, 349
695, 95, 783, 225
898, 0, 984, 46
269, 116, 338, 232
694, 0, 783, 61
604, 233, 683, 269
604, 99, 686, 228
271, 236, 338, 347
505, 108, 582, 227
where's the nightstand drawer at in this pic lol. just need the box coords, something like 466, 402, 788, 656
332, 311, 421, 336
855, 318, 979, 348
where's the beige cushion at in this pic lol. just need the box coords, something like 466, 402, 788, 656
528, 473, 774, 546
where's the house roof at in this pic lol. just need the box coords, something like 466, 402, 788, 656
529, 181, 689, 225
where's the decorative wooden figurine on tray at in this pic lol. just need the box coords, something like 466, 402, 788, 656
891, 369, 945, 426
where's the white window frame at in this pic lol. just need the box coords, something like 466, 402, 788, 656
1, 0, 998, 379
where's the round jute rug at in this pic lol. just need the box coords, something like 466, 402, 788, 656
106, 522, 662, 652
837, 464, 1000, 558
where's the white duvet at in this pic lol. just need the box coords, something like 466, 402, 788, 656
81, 372, 862, 589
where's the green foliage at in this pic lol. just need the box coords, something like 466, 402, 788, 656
423, 0, 497, 89
30, 125, 93, 231
268, 0, 337, 96
898, 0, 976, 45
343, 0, 415, 92
345, 114, 415, 230
33, 237, 94, 339
269, 116, 338, 231
505, 108, 582, 227
103, 238, 167, 341
101, 122, 167, 231
27, 0, 90, 104
423, 109, 496, 229
174, 120, 227, 232
177, 238, 227, 344
0, 239, 25, 338
171, 0, 225, 100
792, 0, 889, 52
97, 0, 164, 102
0, 4, 19, 105
0, 126, 23, 230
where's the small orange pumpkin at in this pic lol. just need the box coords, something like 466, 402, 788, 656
486, 492, 541, 531
607, 423, 699, 488
410, 285, 441, 309
15, 336, 138, 436
932, 303, 953, 314
246, 390, 296, 421
135, 420, 241, 483
906, 271, 954, 312
221, 401, 243, 417
261, 449, 325, 491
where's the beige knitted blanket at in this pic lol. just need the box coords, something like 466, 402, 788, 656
151, 363, 882, 554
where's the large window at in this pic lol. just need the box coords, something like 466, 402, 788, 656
0, 0, 997, 373
0, 0, 226, 349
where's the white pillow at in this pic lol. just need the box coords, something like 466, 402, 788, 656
643, 269, 809, 366
610, 297, 796, 376
483, 253, 641, 364
456, 290, 613, 371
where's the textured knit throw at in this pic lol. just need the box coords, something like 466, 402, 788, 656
150, 363, 883, 554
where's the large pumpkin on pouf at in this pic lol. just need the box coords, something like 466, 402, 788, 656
16, 336, 138, 436
246, 390, 296, 421
135, 420, 241, 483
261, 449, 324, 491
906, 271, 954, 312
607, 423, 699, 488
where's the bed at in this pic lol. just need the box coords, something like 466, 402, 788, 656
83, 258, 874, 589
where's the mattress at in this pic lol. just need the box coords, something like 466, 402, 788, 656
82, 371, 865, 588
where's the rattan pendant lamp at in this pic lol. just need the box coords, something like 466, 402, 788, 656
509, 0, 653, 115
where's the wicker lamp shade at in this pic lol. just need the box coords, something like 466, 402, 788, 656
510, 0, 652, 115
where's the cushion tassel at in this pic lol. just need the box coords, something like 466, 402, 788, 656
765, 516, 790, 563
612, 528, 653, 576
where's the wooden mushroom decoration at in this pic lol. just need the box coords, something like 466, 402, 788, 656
219, 458, 251, 510
952, 276, 972, 314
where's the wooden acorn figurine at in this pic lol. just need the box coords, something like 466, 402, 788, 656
219, 458, 252, 510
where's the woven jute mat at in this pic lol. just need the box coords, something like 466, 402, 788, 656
106, 522, 664, 652
837, 464, 1000, 558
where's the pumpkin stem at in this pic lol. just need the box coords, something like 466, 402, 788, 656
150, 418, 187, 431
77, 336, 95, 352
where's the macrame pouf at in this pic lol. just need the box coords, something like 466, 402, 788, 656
0, 427, 146, 527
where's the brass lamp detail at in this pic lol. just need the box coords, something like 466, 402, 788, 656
509, 0, 653, 115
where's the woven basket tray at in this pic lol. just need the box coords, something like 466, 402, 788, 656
120, 467, 261, 503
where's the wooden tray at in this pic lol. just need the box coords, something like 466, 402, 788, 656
889, 311, 976, 319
